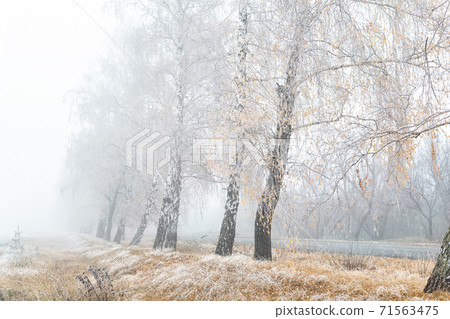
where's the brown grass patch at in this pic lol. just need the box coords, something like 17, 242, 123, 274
0, 235, 449, 301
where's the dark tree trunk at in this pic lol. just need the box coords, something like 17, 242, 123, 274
130, 179, 158, 245
216, 171, 240, 256
254, 85, 295, 260
353, 199, 373, 240
215, 0, 248, 257
254, 37, 299, 261
96, 217, 106, 239
424, 227, 450, 293
153, 158, 182, 250
375, 213, 389, 240
113, 218, 125, 244
154, 213, 168, 249
254, 151, 287, 260
165, 211, 179, 250
427, 217, 433, 241
104, 185, 120, 241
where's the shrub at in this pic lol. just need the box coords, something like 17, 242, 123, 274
76, 266, 120, 301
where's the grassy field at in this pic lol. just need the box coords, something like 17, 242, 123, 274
0, 235, 448, 301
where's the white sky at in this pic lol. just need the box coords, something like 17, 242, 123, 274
0, 0, 114, 238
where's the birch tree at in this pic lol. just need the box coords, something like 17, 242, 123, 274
66, 23, 160, 241
115, 0, 221, 250
216, 0, 249, 256
130, 176, 158, 245
246, 0, 449, 260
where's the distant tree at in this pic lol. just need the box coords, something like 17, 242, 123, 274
406, 139, 448, 241
116, 0, 222, 250
113, 185, 132, 244
9, 226, 24, 255
66, 24, 157, 241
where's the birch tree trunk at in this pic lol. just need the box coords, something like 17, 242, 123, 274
164, 177, 181, 250
153, 157, 182, 250
130, 178, 157, 245
216, 168, 241, 255
163, 35, 185, 250
162, 156, 182, 249
153, 17, 185, 250
215, 0, 248, 257
424, 227, 450, 293
254, 39, 299, 261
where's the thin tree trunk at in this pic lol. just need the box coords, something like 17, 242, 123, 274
154, 25, 185, 250
354, 200, 373, 240
216, 0, 248, 256
427, 217, 433, 241
165, 204, 180, 249
153, 157, 182, 250
104, 185, 120, 241
96, 216, 106, 239
130, 178, 158, 245
154, 212, 168, 250
424, 227, 450, 293
254, 161, 286, 260
254, 41, 299, 260
113, 218, 125, 244
216, 170, 241, 255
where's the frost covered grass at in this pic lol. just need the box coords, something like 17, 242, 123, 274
0, 235, 448, 301
0, 235, 125, 301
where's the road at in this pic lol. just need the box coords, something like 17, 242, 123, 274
233, 237, 441, 260
288, 239, 440, 260
185, 233, 441, 260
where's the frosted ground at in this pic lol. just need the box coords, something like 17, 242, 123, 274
0, 235, 449, 301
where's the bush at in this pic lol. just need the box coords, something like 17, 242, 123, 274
76, 266, 122, 301
328, 253, 372, 271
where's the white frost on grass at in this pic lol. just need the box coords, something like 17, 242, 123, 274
0, 266, 40, 276
66, 234, 121, 256
0, 247, 40, 276
107, 254, 142, 276
144, 253, 290, 300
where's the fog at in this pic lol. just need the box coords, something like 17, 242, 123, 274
0, 0, 449, 302
0, 0, 112, 237
0, 0, 448, 249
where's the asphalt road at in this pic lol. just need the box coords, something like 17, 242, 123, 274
187, 233, 441, 260
287, 239, 440, 260
231, 237, 441, 260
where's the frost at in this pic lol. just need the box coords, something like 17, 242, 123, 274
0, 235, 443, 300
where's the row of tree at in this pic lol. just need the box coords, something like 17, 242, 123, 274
276, 138, 450, 243
64, 0, 449, 292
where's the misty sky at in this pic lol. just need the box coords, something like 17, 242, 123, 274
0, 0, 114, 238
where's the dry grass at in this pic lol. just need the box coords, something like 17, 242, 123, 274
0, 235, 449, 301
326, 253, 373, 271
